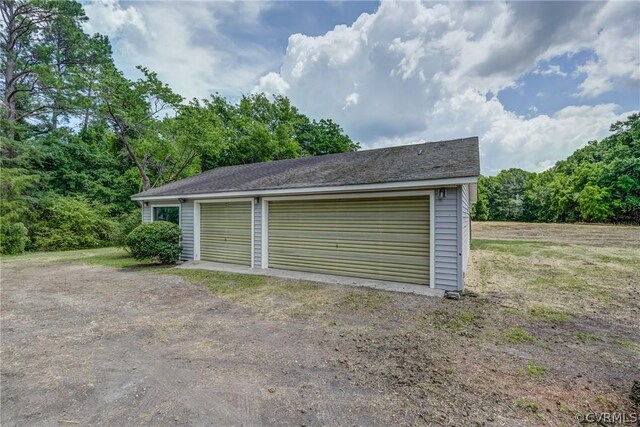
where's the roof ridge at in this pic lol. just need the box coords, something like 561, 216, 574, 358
199, 136, 479, 174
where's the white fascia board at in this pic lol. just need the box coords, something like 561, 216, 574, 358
131, 176, 478, 202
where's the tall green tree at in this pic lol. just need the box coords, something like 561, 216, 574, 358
0, 136, 41, 252
98, 65, 183, 191
1, 0, 110, 138
475, 113, 639, 224
197, 93, 358, 170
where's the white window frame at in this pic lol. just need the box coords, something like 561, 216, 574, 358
149, 203, 181, 226
261, 190, 435, 288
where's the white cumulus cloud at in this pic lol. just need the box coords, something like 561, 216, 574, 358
253, 72, 290, 96
83, 0, 277, 100
258, 1, 638, 174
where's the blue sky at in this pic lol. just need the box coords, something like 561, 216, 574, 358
83, 1, 639, 174
498, 50, 639, 118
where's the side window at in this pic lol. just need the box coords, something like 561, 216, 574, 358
153, 206, 180, 225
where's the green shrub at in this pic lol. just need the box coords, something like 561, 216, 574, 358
0, 219, 28, 255
112, 209, 142, 246
126, 221, 181, 264
32, 195, 115, 251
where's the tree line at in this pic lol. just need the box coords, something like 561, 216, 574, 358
1, 1, 637, 255
473, 114, 639, 224
0, 0, 358, 254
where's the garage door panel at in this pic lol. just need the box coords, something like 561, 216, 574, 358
268, 196, 430, 284
269, 238, 429, 254
270, 230, 428, 244
269, 213, 429, 221
270, 246, 428, 266
200, 202, 251, 265
268, 257, 428, 283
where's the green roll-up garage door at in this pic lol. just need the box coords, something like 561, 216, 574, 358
268, 195, 430, 284
200, 201, 251, 265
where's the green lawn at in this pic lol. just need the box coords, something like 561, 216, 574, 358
1, 247, 154, 269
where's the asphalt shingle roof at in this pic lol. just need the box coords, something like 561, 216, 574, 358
132, 137, 480, 199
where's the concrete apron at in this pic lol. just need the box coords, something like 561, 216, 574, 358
177, 261, 445, 298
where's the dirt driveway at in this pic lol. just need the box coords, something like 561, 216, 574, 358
2, 263, 402, 426
2, 222, 639, 426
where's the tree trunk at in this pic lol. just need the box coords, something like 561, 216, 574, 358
82, 86, 92, 131
120, 133, 152, 191
2, 0, 17, 139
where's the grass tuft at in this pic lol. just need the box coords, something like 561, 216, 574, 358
610, 338, 640, 352
160, 269, 267, 295
431, 309, 479, 335
525, 363, 546, 377
575, 332, 602, 343
342, 290, 392, 311
515, 397, 539, 412
77, 251, 155, 268
471, 239, 566, 257
527, 274, 589, 292
529, 306, 572, 322
504, 327, 537, 343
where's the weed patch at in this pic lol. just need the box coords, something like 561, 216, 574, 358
161, 269, 267, 295
529, 306, 572, 322
575, 332, 603, 343
525, 363, 546, 377
594, 254, 638, 266
341, 290, 392, 311
515, 397, 539, 412
527, 274, 589, 292
431, 309, 479, 336
610, 338, 640, 352
471, 239, 565, 257
504, 327, 537, 343
77, 251, 155, 268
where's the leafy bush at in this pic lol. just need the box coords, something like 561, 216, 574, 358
126, 221, 181, 264
0, 219, 28, 255
112, 209, 142, 246
32, 195, 115, 251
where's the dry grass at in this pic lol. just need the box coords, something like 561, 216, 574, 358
473, 220, 640, 247
468, 229, 639, 323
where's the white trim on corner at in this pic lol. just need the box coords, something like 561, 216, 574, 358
261, 200, 268, 268
131, 177, 478, 201
456, 186, 464, 291
193, 201, 200, 261
250, 198, 255, 268
429, 190, 435, 289
149, 203, 181, 226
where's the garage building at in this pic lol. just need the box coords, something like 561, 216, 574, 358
132, 137, 480, 292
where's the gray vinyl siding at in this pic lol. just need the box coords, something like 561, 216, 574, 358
254, 200, 262, 267
142, 205, 152, 223
434, 187, 461, 292
461, 184, 471, 274
180, 201, 194, 261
